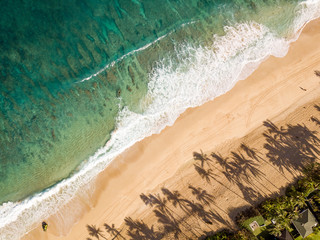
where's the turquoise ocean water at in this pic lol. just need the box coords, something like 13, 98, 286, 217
0, 0, 319, 239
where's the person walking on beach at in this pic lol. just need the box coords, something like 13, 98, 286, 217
42, 221, 48, 232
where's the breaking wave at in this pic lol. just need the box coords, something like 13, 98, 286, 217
1, 0, 320, 239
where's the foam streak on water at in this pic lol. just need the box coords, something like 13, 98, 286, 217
78, 33, 168, 83
79, 20, 197, 83
1, 1, 320, 239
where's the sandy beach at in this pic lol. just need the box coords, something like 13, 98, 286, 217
23, 18, 320, 240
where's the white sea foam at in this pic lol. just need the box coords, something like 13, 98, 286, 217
78, 33, 168, 83
78, 20, 196, 83
293, 0, 320, 36
1, 1, 320, 239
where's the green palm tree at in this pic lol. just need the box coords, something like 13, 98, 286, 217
86, 225, 107, 240
294, 194, 307, 209
299, 179, 315, 197
268, 223, 284, 237
304, 162, 320, 187
314, 194, 320, 205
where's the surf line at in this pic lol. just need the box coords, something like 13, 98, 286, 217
77, 20, 197, 83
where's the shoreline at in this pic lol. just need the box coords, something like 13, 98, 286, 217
23, 18, 320, 240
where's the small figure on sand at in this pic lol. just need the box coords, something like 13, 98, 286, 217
42, 221, 48, 232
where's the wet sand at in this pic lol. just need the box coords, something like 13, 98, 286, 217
23, 18, 320, 240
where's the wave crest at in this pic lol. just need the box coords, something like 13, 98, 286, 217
1, 1, 320, 239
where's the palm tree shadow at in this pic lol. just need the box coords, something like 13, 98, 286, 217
286, 123, 320, 157
231, 150, 279, 195
193, 162, 255, 206
235, 183, 263, 206
161, 188, 190, 214
188, 184, 232, 217
311, 116, 320, 126
104, 223, 125, 239
240, 143, 290, 181
87, 225, 107, 240
153, 209, 185, 239
210, 152, 235, 183
230, 151, 263, 180
193, 163, 218, 183
210, 151, 268, 200
184, 200, 214, 225
210, 152, 249, 188
193, 150, 212, 168
188, 185, 214, 206
141, 191, 200, 238
263, 120, 320, 175
125, 217, 162, 240
208, 209, 234, 229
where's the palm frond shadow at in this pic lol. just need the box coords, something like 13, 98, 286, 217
188, 185, 214, 206
104, 223, 125, 240
193, 150, 212, 168
85, 119, 320, 240
263, 120, 320, 175
125, 217, 162, 240
231, 151, 276, 195
87, 225, 107, 240
153, 209, 185, 239
240, 143, 290, 181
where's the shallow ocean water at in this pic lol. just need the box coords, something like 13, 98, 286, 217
0, 0, 319, 239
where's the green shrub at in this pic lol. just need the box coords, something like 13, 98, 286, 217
205, 229, 257, 240
235, 207, 261, 226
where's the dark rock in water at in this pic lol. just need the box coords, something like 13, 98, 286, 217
117, 88, 121, 97
128, 66, 135, 84
51, 129, 55, 140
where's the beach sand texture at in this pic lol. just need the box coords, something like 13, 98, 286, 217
23, 18, 320, 240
